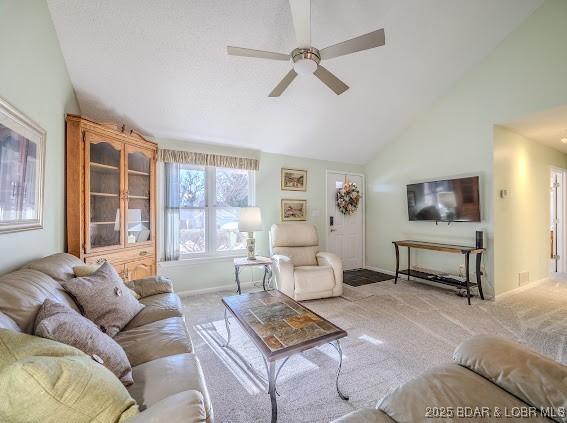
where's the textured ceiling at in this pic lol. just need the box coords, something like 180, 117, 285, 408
47, 0, 542, 163
504, 106, 567, 154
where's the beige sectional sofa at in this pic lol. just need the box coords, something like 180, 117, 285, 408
334, 335, 567, 423
0, 253, 213, 422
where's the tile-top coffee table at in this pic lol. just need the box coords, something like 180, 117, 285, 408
221, 290, 348, 423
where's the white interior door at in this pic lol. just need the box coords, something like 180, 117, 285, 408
327, 172, 364, 270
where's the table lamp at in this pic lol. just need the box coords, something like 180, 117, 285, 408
238, 207, 263, 260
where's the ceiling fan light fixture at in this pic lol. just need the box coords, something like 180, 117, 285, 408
294, 58, 317, 75
291, 47, 320, 75
562, 137, 567, 144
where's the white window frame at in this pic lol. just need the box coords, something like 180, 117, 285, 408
178, 165, 255, 260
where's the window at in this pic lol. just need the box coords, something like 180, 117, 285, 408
164, 163, 254, 260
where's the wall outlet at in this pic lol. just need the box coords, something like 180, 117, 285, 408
518, 271, 530, 286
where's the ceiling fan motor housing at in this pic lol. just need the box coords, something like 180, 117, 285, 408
292, 47, 320, 75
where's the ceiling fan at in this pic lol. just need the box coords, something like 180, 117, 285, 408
227, 0, 385, 97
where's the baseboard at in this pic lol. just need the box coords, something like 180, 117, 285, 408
176, 280, 258, 297
494, 277, 548, 301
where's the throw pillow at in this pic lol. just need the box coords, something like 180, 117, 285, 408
0, 329, 139, 422
34, 299, 134, 385
73, 264, 141, 299
62, 262, 144, 337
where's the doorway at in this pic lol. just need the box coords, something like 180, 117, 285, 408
550, 167, 566, 273
326, 171, 364, 270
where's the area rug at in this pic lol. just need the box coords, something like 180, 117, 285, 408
343, 269, 394, 287
182, 278, 567, 423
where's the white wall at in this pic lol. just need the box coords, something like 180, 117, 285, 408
156, 139, 363, 293
493, 126, 567, 294
0, 0, 80, 273
364, 0, 567, 297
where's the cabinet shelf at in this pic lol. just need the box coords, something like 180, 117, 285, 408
129, 195, 149, 199
128, 169, 150, 176
91, 192, 119, 197
91, 162, 119, 171
90, 221, 116, 225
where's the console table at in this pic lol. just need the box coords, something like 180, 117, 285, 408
392, 240, 485, 305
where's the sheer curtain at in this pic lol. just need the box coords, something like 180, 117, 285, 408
164, 163, 181, 261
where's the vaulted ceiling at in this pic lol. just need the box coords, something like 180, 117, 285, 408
48, 0, 542, 163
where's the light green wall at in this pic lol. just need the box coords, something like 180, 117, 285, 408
364, 0, 567, 297
493, 126, 567, 294
0, 0, 80, 272
156, 139, 363, 293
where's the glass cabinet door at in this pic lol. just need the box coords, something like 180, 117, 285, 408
125, 147, 152, 245
87, 136, 123, 250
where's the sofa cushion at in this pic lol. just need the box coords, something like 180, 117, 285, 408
128, 353, 212, 422
115, 317, 193, 366
272, 246, 319, 266
24, 252, 84, 283
34, 299, 133, 385
127, 390, 206, 423
0, 268, 80, 333
61, 262, 144, 337
454, 335, 567, 422
125, 293, 183, 330
294, 265, 335, 293
0, 311, 20, 332
331, 408, 396, 423
0, 329, 139, 423
126, 276, 174, 298
378, 363, 548, 423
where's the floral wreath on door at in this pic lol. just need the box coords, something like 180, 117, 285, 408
336, 181, 361, 215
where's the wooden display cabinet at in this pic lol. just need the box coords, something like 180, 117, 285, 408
66, 115, 157, 281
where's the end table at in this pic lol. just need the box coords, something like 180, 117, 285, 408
233, 256, 273, 295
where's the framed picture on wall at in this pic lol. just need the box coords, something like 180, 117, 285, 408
281, 168, 307, 191
281, 199, 307, 221
0, 97, 46, 234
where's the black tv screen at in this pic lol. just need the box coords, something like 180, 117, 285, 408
407, 176, 480, 222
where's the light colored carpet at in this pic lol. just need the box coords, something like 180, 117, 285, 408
182, 278, 567, 423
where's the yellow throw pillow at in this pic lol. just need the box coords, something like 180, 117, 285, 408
73, 265, 141, 300
0, 329, 139, 423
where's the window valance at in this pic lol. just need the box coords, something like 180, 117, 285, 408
157, 148, 259, 171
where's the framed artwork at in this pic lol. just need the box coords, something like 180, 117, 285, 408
0, 97, 46, 234
281, 168, 307, 191
281, 199, 307, 221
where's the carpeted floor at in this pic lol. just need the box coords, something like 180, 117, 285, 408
182, 277, 567, 423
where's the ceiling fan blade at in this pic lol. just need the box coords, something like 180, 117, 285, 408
320, 28, 385, 60
289, 0, 311, 48
314, 65, 349, 95
269, 69, 298, 97
227, 46, 289, 61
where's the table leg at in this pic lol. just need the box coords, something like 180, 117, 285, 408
476, 253, 485, 300
262, 265, 268, 291
268, 361, 277, 423
330, 340, 349, 401
465, 252, 471, 305
235, 266, 241, 295
407, 247, 411, 280
222, 309, 231, 347
394, 243, 400, 284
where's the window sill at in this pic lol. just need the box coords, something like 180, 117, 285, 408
159, 252, 248, 267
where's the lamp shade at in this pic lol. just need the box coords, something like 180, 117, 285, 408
238, 207, 263, 232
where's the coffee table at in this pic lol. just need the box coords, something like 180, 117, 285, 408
221, 290, 348, 423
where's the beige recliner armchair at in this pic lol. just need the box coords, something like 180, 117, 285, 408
269, 222, 343, 301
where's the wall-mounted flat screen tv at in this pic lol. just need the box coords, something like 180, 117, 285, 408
407, 176, 480, 222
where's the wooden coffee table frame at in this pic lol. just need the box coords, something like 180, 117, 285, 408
221, 291, 348, 422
